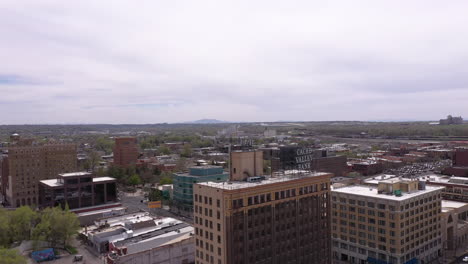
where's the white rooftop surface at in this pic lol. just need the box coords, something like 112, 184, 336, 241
40, 179, 62, 187
442, 200, 468, 209
126, 226, 194, 254
332, 185, 444, 201
364, 174, 468, 186
200, 171, 329, 190
363, 174, 397, 185
88, 215, 184, 244
93, 176, 116, 182
59, 172, 92, 177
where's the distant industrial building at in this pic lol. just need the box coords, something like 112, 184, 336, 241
263, 128, 277, 138
194, 151, 332, 264
439, 115, 463, 125
443, 147, 468, 177
173, 165, 228, 214
39, 171, 117, 210
113, 137, 139, 168
311, 155, 348, 177
332, 179, 443, 264
348, 160, 383, 176
0, 134, 77, 207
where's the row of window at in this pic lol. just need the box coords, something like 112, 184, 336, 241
194, 195, 221, 207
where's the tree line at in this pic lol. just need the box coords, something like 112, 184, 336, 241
0, 206, 80, 249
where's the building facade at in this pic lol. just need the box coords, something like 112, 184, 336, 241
332, 180, 444, 264
440, 200, 468, 251
193, 171, 332, 264
0, 140, 77, 207
39, 172, 117, 210
173, 166, 228, 214
230, 150, 263, 181
113, 137, 139, 168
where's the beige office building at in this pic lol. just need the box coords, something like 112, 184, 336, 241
0, 139, 77, 207
331, 179, 444, 264
193, 171, 332, 264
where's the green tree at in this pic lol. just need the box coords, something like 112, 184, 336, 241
181, 144, 192, 158
86, 150, 101, 172
128, 174, 142, 187
0, 209, 11, 247
159, 145, 171, 155
32, 206, 80, 248
10, 206, 37, 242
160, 176, 173, 185
95, 137, 114, 154
0, 248, 26, 264
148, 189, 162, 201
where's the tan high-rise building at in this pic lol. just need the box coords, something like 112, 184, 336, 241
230, 150, 263, 181
0, 138, 77, 207
193, 171, 332, 264
113, 137, 139, 168
331, 179, 443, 264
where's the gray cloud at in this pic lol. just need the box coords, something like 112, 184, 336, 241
0, 0, 467, 124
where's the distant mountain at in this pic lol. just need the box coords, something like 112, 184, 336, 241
189, 119, 228, 124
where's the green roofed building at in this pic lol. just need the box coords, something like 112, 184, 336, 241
173, 165, 228, 215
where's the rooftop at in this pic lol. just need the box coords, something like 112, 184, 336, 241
93, 177, 116, 182
40, 179, 63, 187
199, 171, 330, 190
113, 224, 193, 254
59, 172, 92, 177
332, 185, 444, 201
442, 200, 468, 210
364, 174, 468, 186
40, 176, 116, 187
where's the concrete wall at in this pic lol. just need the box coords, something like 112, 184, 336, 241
113, 237, 194, 264
230, 151, 263, 181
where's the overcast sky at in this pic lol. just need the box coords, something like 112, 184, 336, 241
1, 1, 468, 124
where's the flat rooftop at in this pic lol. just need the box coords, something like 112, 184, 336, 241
199, 171, 330, 190
442, 200, 468, 210
114, 223, 193, 253
59, 172, 92, 177
40, 179, 63, 187
365, 174, 468, 186
93, 176, 116, 182
332, 185, 444, 201
40, 176, 116, 187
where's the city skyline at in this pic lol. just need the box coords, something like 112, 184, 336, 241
1, 1, 468, 124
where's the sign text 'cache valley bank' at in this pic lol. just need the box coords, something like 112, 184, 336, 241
294, 147, 315, 170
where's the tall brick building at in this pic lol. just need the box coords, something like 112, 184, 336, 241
113, 137, 139, 168
193, 171, 332, 264
0, 138, 77, 207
